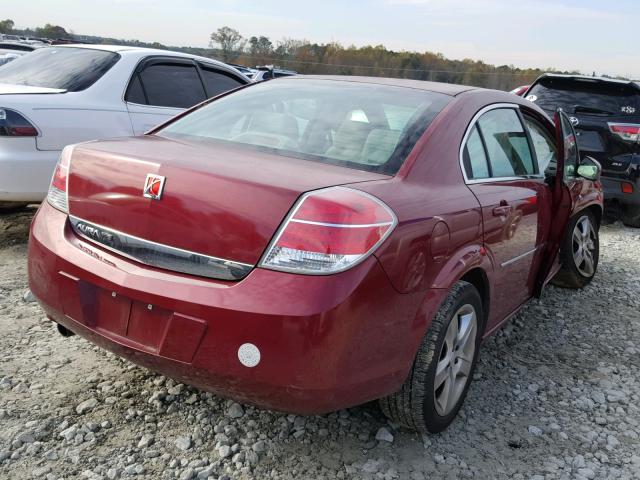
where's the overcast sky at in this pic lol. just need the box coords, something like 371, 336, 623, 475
5, 0, 637, 78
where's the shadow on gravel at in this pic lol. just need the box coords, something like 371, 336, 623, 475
0, 206, 37, 248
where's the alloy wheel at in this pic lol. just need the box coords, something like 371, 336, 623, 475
572, 215, 597, 277
433, 304, 477, 416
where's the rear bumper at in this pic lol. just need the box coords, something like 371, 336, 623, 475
600, 174, 640, 207
0, 139, 59, 202
28, 202, 441, 414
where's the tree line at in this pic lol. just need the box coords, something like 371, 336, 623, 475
0, 19, 72, 40
208, 26, 570, 90
2, 19, 583, 90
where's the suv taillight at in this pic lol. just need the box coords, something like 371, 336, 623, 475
608, 123, 640, 142
0, 108, 38, 137
47, 146, 72, 213
260, 187, 397, 274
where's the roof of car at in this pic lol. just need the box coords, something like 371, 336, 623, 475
54, 43, 211, 58
53, 44, 248, 78
536, 73, 640, 89
283, 75, 479, 96
55, 43, 140, 53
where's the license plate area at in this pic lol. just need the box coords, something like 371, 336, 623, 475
126, 301, 171, 349
60, 274, 131, 337
58, 272, 206, 361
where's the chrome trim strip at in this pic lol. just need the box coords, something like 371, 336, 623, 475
458, 103, 544, 185
500, 245, 540, 268
464, 174, 544, 185
69, 216, 253, 281
289, 218, 394, 228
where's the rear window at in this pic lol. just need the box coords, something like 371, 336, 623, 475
0, 43, 34, 52
158, 79, 450, 174
527, 78, 640, 116
0, 47, 120, 92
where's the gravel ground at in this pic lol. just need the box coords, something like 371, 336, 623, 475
1, 208, 639, 480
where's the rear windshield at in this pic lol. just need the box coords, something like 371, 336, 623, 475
0, 47, 120, 92
527, 78, 640, 116
159, 79, 451, 174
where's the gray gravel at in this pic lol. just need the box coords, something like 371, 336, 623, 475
1, 208, 639, 479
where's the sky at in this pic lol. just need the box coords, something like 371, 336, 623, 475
4, 0, 638, 78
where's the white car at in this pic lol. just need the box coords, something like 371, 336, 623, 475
0, 41, 42, 66
0, 44, 250, 209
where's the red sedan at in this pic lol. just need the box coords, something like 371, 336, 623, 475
28, 76, 603, 432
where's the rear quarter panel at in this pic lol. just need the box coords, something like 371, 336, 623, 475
354, 90, 561, 344
358, 91, 522, 295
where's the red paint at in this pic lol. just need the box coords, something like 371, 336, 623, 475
28, 78, 603, 414
67, 137, 388, 265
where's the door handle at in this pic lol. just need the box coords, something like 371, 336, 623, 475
492, 201, 512, 217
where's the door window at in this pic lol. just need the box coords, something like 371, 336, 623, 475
462, 125, 490, 180
523, 117, 557, 175
136, 63, 206, 108
559, 112, 580, 179
477, 109, 536, 177
125, 74, 146, 105
199, 66, 244, 97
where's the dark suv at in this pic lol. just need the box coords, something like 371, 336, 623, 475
526, 74, 640, 226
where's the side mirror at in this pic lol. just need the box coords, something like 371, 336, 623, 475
577, 156, 601, 181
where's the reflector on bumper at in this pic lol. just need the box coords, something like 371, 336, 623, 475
69, 216, 253, 281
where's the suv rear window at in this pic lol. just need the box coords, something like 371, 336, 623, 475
158, 79, 450, 175
527, 77, 640, 116
0, 47, 120, 92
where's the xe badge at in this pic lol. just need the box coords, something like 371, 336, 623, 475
143, 174, 166, 200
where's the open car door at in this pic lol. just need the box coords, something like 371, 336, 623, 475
533, 109, 579, 297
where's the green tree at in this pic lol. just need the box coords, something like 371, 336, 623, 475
0, 19, 14, 34
35, 23, 71, 39
247, 35, 273, 64
209, 26, 245, 62
248, 36, 272, 55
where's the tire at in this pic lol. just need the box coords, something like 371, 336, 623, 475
621, 204, 640, 228
0, 202, 29, 214
551, 211, 599, 289
379, 281, 482, 433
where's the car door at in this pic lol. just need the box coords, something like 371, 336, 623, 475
533, 110, 579, 295
125, 57, 207, 135
462, 106, 550, 326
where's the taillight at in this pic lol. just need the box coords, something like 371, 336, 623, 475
608, 123, 640, 142
0, 108, 38, 137
260, 187, 397, 274
47, 146, 73, 213
621, 182, 634, 194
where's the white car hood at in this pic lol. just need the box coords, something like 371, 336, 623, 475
0, 83, 66, 95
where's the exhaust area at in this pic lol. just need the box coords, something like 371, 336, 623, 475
56, 323, 75, 337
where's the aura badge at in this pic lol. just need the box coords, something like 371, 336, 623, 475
143, 174, 165, 200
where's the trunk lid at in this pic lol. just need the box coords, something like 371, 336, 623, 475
68, 135, 389, 270
0, 83, 66, 95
